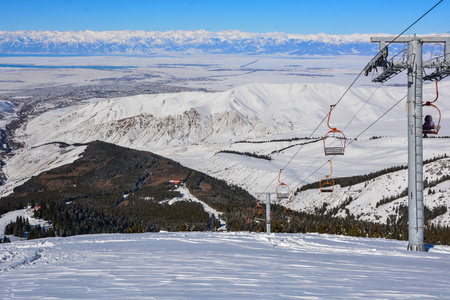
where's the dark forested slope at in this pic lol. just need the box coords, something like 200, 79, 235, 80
0, 141, 255, 236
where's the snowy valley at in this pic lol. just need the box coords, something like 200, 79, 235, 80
1, 79, 449, 229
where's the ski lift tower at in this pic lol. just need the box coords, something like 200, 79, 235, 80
364, 35, 450, 251
254, 192, 272, 234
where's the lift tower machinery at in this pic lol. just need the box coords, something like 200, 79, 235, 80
364, 35, 450, 251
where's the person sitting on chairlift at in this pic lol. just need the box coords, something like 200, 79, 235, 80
423, 115, 435, 137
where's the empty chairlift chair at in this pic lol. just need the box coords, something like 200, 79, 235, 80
320, 161, 335, 193
254, 199, 265, 222
276, 170, 294, 213
323, 105, 347, 156
276, 170, 291, 200
283, 198, 295, 213
246, 197, 265, 233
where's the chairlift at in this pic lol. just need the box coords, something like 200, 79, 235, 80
254, 199, 265, 221
320, 161, 335, 193
276, 169, 291, 200
284, 199, 295, 213
423, 79, 441, 135
323, 105, 347, 156
246, 197, 265, 227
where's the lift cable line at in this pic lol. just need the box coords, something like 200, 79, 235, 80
287, 83, 384, 189
256, 109, 332, 197
290, 94, 406, 192
255, 0, 444, 211
278, 0, 443, 182
363, 0, 443, 79
269, 66, 369, 196
346, 95, 407, 147
342, 83, 384, 132
387, 0, 443, 48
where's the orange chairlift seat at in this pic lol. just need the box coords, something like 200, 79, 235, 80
276, 169, 294, 213
246, 197, 265, 225
276, 169, 291, 200
254, 198, 265, 222
323, 105, 347, 156
284, 198, 295, 213
320, 160, 335, 193
423, 79, 441, 135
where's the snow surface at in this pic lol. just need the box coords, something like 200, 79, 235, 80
1, 232, 450, 299
0, 144, 87, 198
0, 54, 378, 99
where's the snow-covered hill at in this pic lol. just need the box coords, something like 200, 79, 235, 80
292, 157, 450, 227
0, 30, 420, 56
18, 82, 412, 148
2, 82, 450, 224
1, 232, 450, 298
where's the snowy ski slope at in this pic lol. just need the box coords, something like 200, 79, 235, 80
1, 232, 450, 299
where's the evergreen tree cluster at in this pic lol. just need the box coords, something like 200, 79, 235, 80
0, 141, 229, 238
185, 170, 255, 214
3, 216, 54, 240
376, 188, 408, 208
298, 154, 448, 192
234, 202, 450, 246
0, 236, 11, 243
217, 150, 271, 161
233, 137, 320, 144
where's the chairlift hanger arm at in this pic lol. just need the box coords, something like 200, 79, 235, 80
278, 169, 283, 184
323, 105, 347, 156
424, 79, 438, 105
327, 105, 337, 130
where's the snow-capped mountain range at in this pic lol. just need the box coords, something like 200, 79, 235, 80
0, 30, 412, 56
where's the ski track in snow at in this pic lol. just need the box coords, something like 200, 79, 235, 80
1, 232, 450, 299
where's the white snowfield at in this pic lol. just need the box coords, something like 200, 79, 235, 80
1, 232, 450, 299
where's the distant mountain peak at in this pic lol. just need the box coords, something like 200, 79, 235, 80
0, 30, 394, 56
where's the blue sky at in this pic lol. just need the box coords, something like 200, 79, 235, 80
1, 0, 448, 34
